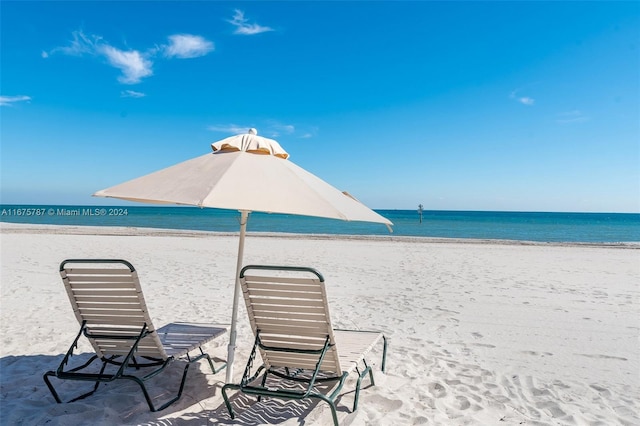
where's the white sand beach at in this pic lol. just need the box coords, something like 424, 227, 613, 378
1, 223, 638, 425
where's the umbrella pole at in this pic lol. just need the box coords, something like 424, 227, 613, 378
226, 210, 249, 383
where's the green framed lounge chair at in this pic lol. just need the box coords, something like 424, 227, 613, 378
222, 265, 387, 426
43, 259, 227, 412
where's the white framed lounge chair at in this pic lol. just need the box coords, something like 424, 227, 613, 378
222, 265, 387, 426
43, 259, 227, 412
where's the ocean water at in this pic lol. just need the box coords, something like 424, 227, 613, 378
1, 205, 639, 243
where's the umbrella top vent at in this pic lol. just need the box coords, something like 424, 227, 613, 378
211, 129, 289, 159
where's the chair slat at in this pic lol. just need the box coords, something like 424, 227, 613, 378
253, 316, 329, 329
256, 325, 332, 339
252, 311, 327, 321
246, 289, 324, 299
76, 302, 145, 310
64, 268, 134, 275
69, 283, 138, 290
69, 289, 140, 297
251, 304, 326, 314
245, 282, 322, 293
243, 276, 319, 285
73, 295, 140, 303
65, 275, 137, 283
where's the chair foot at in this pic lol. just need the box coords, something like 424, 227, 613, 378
221, 383, 239, 419
43, 371, 63, 403
43, 371, 104, 404
204, 353, 227, 375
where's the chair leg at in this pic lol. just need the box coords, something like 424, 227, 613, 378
43, 357, 109, 404
222, 383, 240, 419
122, 374, 159, 411
257, 370, 270, 402
199, 347, 227, 375
381, 335, 388, 373
120, 359, 191, 412
353, 364, 373, 412
43, 371, 63, 403
311, 392, 340, 426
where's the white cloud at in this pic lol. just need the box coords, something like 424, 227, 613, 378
208, 122, 316, 139
228, 9, 274, 35
121, 90, 146, 98
98, 45, 153, 84
266, 122, 295, 137
164, 34, 214, 58
557, 110, 589, 124
0, 95, 32, 106
46, 30, 153, 84
46, 30, 214, 85
518, 96, 535, 106
207, 124, 251, 134
510, 89, 535, 106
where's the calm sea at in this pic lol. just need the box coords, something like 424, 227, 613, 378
1, 205, 639, 243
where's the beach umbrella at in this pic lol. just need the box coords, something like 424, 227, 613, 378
94, 129, 393, 382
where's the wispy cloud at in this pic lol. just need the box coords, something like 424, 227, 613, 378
518, 96, 535, 106
207, 124, 251, 134
44, 30, 153, 84
49, 30, 99, 57
99, 45, 153, 84
557, 110, 589, 124
264, 121, 295, 137
121, 90, 146, 98
510, 89, 535, 106
45, 30, 214, 85
228, 10, 274, 35
208, 121, 315, 139
0, 95, 32, 106
164, 34, 214, 58
298, 127, 318, 139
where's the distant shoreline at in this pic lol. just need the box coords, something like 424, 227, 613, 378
2, 222, 638, 249
2, 205, 639, 244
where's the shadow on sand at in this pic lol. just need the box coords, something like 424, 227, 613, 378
0, 353, 223, 425
1, 354, 363, 425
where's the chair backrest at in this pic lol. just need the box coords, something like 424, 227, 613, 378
59, 259, 167, 360
239, 265, 342, 375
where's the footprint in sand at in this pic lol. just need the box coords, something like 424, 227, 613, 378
454, 395, 471, 410
589, 384, 612, 397
410, 353, 428, 365
427, 382, 447, 399
366, 394, 403, 412
536, 401, 567, 418
552, 380, 571, 390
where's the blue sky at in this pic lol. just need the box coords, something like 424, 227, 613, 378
1, 1, 638, 212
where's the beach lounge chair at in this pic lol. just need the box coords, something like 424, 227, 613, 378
222, 265, 387, 426
43, 259, 227, 412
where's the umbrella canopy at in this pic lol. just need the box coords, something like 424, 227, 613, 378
94, 129, 392, 381
95, 130, 390, 225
